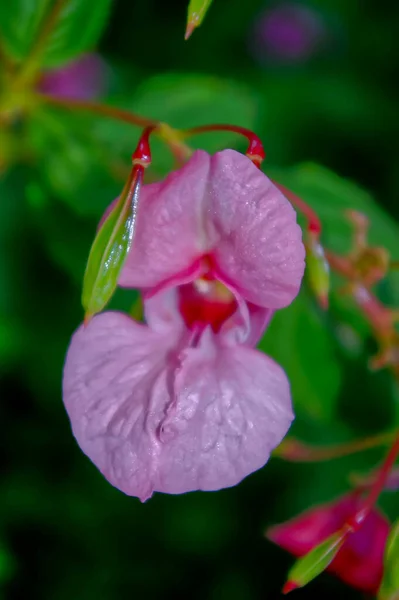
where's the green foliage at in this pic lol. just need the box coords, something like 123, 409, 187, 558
131, 73, 258, 147
379, 519, 399, 600
271, 163, 399, 260
285, 532, 345, 590
260, 291, 342, 422
186, 0, 214, 36
269, 163, 399, 335
0, 0, 112, 67
0, 1, 399, 599
82, 169, 139, 319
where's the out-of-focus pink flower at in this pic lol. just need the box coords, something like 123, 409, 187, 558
267, 493, 390, 594
63, 150, 305, 501
251, 2, 326, 64
39, 53, 106, 100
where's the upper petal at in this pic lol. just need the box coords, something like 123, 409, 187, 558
119, 151, 211, 289
207, 150, 305, 308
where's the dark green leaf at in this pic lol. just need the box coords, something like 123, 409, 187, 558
268, 163, 399, 338
0, 0, 112, 67
28, 109, 121, 217
269, 163, 399, 259
259, 291, 342, 422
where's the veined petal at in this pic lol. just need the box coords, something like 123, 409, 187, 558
63, 312, 293, 500
154, 329, 293, 494
207, 150, 305, 308
63, 312, 177, 501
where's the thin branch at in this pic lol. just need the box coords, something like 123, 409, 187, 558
36, 93, 157, 128
274, 430, 395, 462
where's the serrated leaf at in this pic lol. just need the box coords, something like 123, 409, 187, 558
285, 532, 345, 590
82, 167, 141, 320
379, 519, 399, 600
0, 0, 112, 67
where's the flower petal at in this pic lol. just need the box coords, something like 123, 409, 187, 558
267, 493, 389, 594
63, 313, 293, 500
155, 329, 294, 493
119, 151, 211, 290
63, 312, 177, 502
207, 150, 305, 308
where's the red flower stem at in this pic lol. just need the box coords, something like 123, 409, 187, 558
275, 430, 395, 462
361, 432, 399, 513
183, 124, 266, 168
344, 431, 399, 535
273, 181, 322, 236
36, 93, 157, 129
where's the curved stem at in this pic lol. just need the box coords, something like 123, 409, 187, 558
183, 124, 265, 167
274, 181, 322, 235
362, 432, 399, 510
274, 430, 395, 462
36, 93, 157, 128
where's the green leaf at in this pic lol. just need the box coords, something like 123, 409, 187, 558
0, 0, 112, 67
28, 109, 121, 217
259, 290, 342, 422
378, 519, 399, 600
285, 532, 345, 591
269, 163, 399, 259
185, 0, 214, 39
82, 168, 141, 320
268, 163, 399, 337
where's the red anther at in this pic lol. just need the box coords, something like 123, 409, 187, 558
132, 126, 155, 168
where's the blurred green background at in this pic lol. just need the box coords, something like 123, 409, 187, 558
1, 0, 399, 598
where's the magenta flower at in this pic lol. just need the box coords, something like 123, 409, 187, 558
63, 150, 305, 501
39, 53, 106, 100
267, 493, 390, 594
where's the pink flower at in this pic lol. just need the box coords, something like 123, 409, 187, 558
39, 53, 106, 100
63, 150, 305, 501
267, 493, 390, 594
